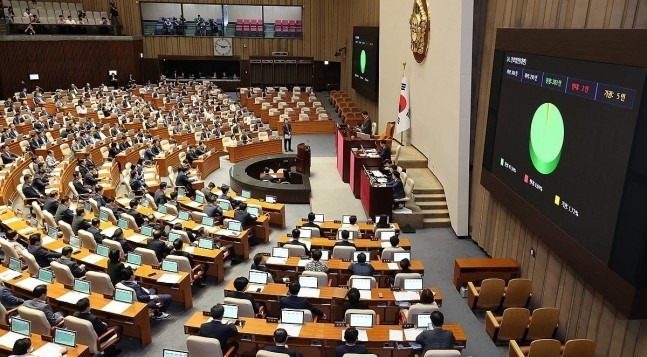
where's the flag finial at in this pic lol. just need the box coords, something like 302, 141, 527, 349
402, 62, 407, 76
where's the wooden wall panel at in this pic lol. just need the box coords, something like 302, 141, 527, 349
470, 0, 647, 355
0, 38, 142, 98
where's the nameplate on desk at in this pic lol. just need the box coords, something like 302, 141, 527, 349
402, 323, 414, 329
334, 322, 347, 327
286, 234, 292, 237
390, 287, 401, 291
333, 220, 341, 224
371, 237, 379, 241
266, 317, 279, 323
342, 259, 351, 262
202, 311, 211, 316
328, 237, 336, 241
382, 259, 392, 263
261, 252, 271, 257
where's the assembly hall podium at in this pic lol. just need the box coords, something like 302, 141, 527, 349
296, 143, 311, 175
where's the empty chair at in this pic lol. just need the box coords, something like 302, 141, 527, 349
283, 244, 306, 257
526, 307, 559, 340
64, 316, 120, 355
0, 304, 15, 327
486, 307, 530, 342
100, 207, 117, 225
102, 239, 124, 258
503, 279, 532, 308
422, 351, 461, 357
85, 271, 115, 297
301, 271, 330, 287
164, 203, 178, 216
332, 246, 356, 260
223, 297, 264, 318
133, 247, 159, 265
393, 145, 402, 164
348, 275, 376, 289
50, 261, 77, 286
77, 229, 97, 251
21, 251, 40, 276
0, 239, 22, 266
18, 306, 59, 336
58, 221, 73, 242
281, 308, 314, 323
561, 339, 595, 357
393, 273, 422, 289
344, 309, 378, 325
186, 335, 235, 357
509, 339, 561, 357
467, 278, 505, 310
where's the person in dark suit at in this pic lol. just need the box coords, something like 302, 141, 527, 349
260, 167, 275, 182
170, 239, 206, 287
54, 197, 74, 225
71, 207, 90, 235
0, 145, 18, 164
143, 143, 156, 162
283, 118, 293, 152
86, 218, 107, 244
83, 166, 99, 187
32, 170, 49, 195
302, 212, 322, 232
107, 249, 125, 286
203, 196, 223, 219
108, 142, 120, 159
335, 328, 369, 357
287, 228, 310, 256
43, 190, 60, 215
93, 186, 107, 208
175, 166, 195, 197
127, 200, 146, 227
415, 311, 456, 355
264, 328, 297, 357
334, 230, 356, 248
378, 140, 391, 160
0, 284, 25, 310
233, 202, 257, 230
279, 282, 325, 319
389, 171, 406, 202
73, 298, 122, 356
225, 277, 258, 313
198, 304, 238, 353
348, 252, 374, 277
55, 246, 86, 278
25, 232, 62, 268
359, 111, 372, 135
72, 171, 92, 196
121, 267, 171, 320
21, 174, 44, 200
111, 228, 133, 255
129, 170, 146, 196
146, 230, 171, 262
341, 288, 369, 315
23, 285, 65, 326
154, 182, 169, 206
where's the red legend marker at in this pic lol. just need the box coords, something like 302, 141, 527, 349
524, 174, 529, 183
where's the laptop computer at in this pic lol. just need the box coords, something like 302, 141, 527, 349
320, 250, 330, 261
141, 225, 153, 237
379, 230, 397, 241
265, 195, 276, 204
198, 238, 214, 250
114, 288, 134, 304
222, 304, 239, 320
201, 217, 214, 227
126, 252, 142, 267
9, 257, 22, 272
241, 190, 251, 199
38, 268, 54, 283
127, 192, 135, 200
161, 260, 179, 273
47, 226, 59, 239
73, 279, 91, 295
281, 309, 305, 325
228, 220, 242, 232
298, 275, 318, 289
70, 236, 81, 250
272, 247, 289, 259
342, 215, 352, 224
96, 244, 110, 257
162, 349, 189, 357
246, 206, 259, 216
157, 205, 167, 214
403, 278, 423, 291
11, 317, 31, 336
417, 314, 432, 329
177, 187, 186, 198
298, 228, 312, 238
195, 195, 205, 204
350, 277, 372, 290
118, 218, 129, 230
218, 201, 231, 210
54, 328, 76, 347
349, 313, 374, 329
168, 231, 181, 242
99, 210, 109, 222
249, 270, 269, 285
178, 211, 190, 221
313, 213, 324, 223
84, 201, 92, 213
393, 252, 411, 263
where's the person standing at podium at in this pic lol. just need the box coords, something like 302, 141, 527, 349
283, 118, 293, 152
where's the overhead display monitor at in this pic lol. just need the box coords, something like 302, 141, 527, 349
352, 26, 379, 101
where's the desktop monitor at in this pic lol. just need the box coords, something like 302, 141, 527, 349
198, 238, 214, 250
73, 279, 91, 294
201, 217, 214, 227
241, 190, 251, 199
141, 226, 153, 237
222, 304, 239, 319
47, 226, 58, 239
228, 220, 242, 232
417, 314, 432, 329
54, 328, 76, 347
195, 195, 205, 204
272, 247, 289, 259
157, 205, 167, 214
96, 244, 110, 257
320, 250, 330, 261
249, 270, 268, 285
379, 230, 397, 241
298, 276, 318, 289
350, 278, 372, 290
114, 288, 134, 304
246, 206, 260, 216
218, 201, 231, 210
9, 257, 22, 272
342, 215, 352, 224
11, 317, 31, 336
38, 268, 53, 283
29, 74, 39, 81
349, 313, 374, 328
265, 195, 276, 204
70, 236, 81, 249
403, 278, 423, 291
392, 252, 411, 263
118, 218, 129, 230
99, 210, 109, 222
298, 228, 312, 238
313, 213, 324, 223
177, 187, 186, 198
127, 253, 142, 266
168, 232, 181, 242
178, 211, 190, 221
161, 260, 179, 273
281, 309, 305, 325
162, 349, 189, 357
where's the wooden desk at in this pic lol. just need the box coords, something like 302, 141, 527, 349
115, 144, 143, 170
203, 137, 224, 152
155, 147, 182, 176
194, 151, 221, 179
0, 267, 152, 347
74, 140, 110, 166
183, 315, 467, 355
216, 191, 286, 228
335, 127, 380, 183
295, 220, 400, 237
360, 170, 393, 219
173, 132, 197, 146
0, 329, 90, 357
223, 281, 442, 323
0, 158, 30, 205
276, 236, 412, 251
350, 151, 385, 198
453, 258, 520, 289
149, 126, 170, 140
227, 139, 283, 163
277, 120, 336, 135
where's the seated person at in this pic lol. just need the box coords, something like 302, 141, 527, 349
127, 199, 146, 227
23, 285, 65, 326
373, 215, 391, 231
378, 140, 391, 160
415, 311, 455, 354
170, 239, 206, 287
388, 171, 406, 204
302, 212, 321, 232
279, 281, 325, 320
87, 218, 107, 244
22, 174, 44, 201
146, 230, 171, 262
121, 268, 171, 320
27, 233, 61, 267
55, 246, 86, 278
233, 202, 257, 230
341, 215, 360, 231
412, 288, 439, 310
111, 228, 133, 254
54, 196, 74, 225
225, 277, 259, 313
334, 230, 356, 248
203, 195, 223, 219
0, 282, 25, 310
71, 206, 90, 234
260, 167, 275, 182
335, 327, 369, 357
107, 249, 125, 286
73, 298, 122, 356
348, 252, 374, 277
198, 304, 239, 353
264, 328, 297, 357
342, 288, 369, 315
6, 230, 26, 258
304, 249, 328, 273
388, 257, 413, 286
12, 338, 64, 357
43, 190, 60, 215
154, 182, 169, 206
93, 185, 108, 207
287, 228, 310, 256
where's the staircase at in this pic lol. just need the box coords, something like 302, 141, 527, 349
0, 21, 8, 36
414, 188, 451, 228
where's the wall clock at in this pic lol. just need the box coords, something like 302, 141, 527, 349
214, 37, 233, 56
410, 0, 430, 63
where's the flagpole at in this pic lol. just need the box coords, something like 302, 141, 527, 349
401, 61, 406, 146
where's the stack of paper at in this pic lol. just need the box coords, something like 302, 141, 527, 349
57, 291, 88, 304
393, 291, 420, 302
101, 226, 119, 236
81, 254, 105, 264
157, 274, 181, 284
266, 257, 287, 265
403, 328, 425, 341
341, 329, 368, 341
101, 300, 131, 314
128, 234, 149, 243
297, 259, 309, 267
0, 331, 26, 348
2, 217, 20, 224
298, 288, 320, 298
387, 263, 400, 270
32, 342, 66, 356
245, 284, 265, 293
41, 236, 55, 245
359, 290, 372, 300
16, 277, 48, 291
276, 324, 302, 337
389, 330, 403, 341
0, 269, 22, 281
184, 201, 201, 208
18, 227, 36, 235
184, 246, 195, 253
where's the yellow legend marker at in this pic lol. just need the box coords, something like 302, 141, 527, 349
554, 195, 560, 205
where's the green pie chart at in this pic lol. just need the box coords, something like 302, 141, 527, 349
360, 50, 367, 74
529, 103, 564, 175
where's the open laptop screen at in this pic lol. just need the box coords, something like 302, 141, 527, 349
281, 309, 305, 325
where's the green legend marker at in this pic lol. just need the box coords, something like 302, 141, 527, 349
529, 103, 564, 175
500, 158, 504, 166
360, 50, 367, 74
